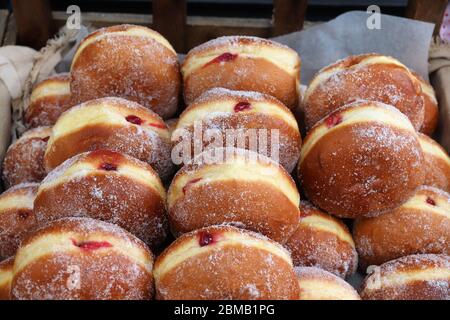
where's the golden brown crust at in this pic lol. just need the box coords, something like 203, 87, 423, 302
298, 101, 425, 218
295, 266, 360, 300
71, 24, 180, 119
354, 186, 450, 269
182, 36, 300, 110
24, 73, 73, 128
154, 225, 299, 300
411, 72, 438, 135
304, 54, 424, 130
43, 97, 175, 181
0, 257, 13, 300
11, 217, 154, 300
285, 201, 357, 279
360, 254, 450, 300
0, 183, 39, 260
419, 133, 450, 193
173, 88, 302, 173
167, 148, 300, 243
35, 150, 168, 249
2, 127, 52, 188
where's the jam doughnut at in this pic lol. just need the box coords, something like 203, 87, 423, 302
24, 73, 72, 128
303, 54, 424, 130
167, 147, 300, 243
0, 257, 13, 300
360, 254, 450, 300
419, 133, 450, 193
43, 97, 174, 181
154, 225, 299, 300
285, 201, 357, 279
34, 150, 168, 249
182, 36, 301, 110
295, 267, 360, 300
10, 217, 154, 300
0, 183, 38, 260
412, 72, 439, 135
2, 126, 51, 188
173, 88, 302, 173
71, 24, 180, 119
354, 186, 450, 269
298, 100, 424, 218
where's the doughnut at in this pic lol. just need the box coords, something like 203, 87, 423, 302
173, 88, 302, 173
0, 183, 38, 260
298, 100, 425, 218
153, 225, 299, 300
285, 201, 357, 279
0, 257, 13, 300
10, 217, 154, 300
70, 24, 180, 119
167, 147, 300, 243
24, 73, 72, 128
419, 133, 450, 193
182, 36, 301, 110
354, 186, 450, 269
412, 72, 439, 135
2, 126, 51, 188
43, 97, 174, 181
34, 150, 168, 249
295, 267, 360, 300
360, 254, 450, 300
303, 54, 424, 130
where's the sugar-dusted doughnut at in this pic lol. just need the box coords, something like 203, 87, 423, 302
2, 126, 51, 188
360, 254, 450, 300
298, 100, 424, 218
419, 133, 450, 193
303, 54, 424, 130
182, 36, 301, 110
0, 183, 38, 260
43, 97, 174, 181
167, 147, 300, 243
295, 267, 360, 300
10, 217, 154, 300
34, 150, 168, 249
412, 72, 439, 136
285, 201, 357, 279
71, 24, 180, 119
0, 257, 13, 300
173, 88, 302, 173
154, 225, 299, 300
24, 73, 72, 128
354, 186, 450, 269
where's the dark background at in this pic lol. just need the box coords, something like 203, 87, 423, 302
1, 0, 409, 20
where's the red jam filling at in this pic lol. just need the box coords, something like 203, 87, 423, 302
41, 136, 50, 142
71, 239, 112, 251
99, 163, 117, 171
325, 114, 343, 128
126, 115, 143, 125
204, 52, 238, 68
426, 197, 436, 206
198, 231, 215, 247
182, 178, 202, 194
234, 101, 252, 113
148, 122, 166, 129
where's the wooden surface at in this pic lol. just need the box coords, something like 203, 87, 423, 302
152, 0, 187, 52
272, 0, 308, 36
406, 0, 448, 34
11, 0, 55, 49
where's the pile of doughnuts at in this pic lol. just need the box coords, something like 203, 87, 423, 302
0, 24, 448, 300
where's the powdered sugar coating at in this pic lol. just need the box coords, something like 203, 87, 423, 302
360, 254, 450, 300
71, 25, 180, 119
2, 127, 52, 188
11, 217, 154, 300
